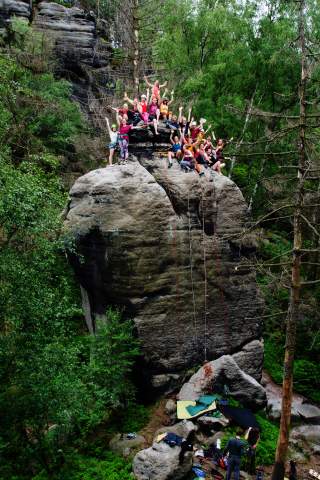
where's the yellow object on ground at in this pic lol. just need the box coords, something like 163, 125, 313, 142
177, 400, 216, 420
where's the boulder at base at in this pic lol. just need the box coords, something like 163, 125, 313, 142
290, 424, 320, 458
178, 355, 266, 410
133, 441, 193, 480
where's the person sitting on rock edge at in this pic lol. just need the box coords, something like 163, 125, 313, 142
168, 130, 182, 168
180, 145, 195, 172
148, 96, 160, 135
160, 90, 174, 121
105, 116, 118, 166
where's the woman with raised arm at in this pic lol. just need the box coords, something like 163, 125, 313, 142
144, 75, 167, 101
105, 117, 118, 166
160, 90, 174, 121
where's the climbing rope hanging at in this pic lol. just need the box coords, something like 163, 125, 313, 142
210, 172, 232, 353
187, 190, 198, 348
201, 187, 209, 362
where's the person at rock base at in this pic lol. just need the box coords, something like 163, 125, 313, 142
256, 466, 264, 480
105, 117, 118, 166
144, 75, 167, 101
223, 430, 246, 480
245, 427, 260, 474
168, 130, 183, 168
289, 460, 297, 480
116, 111, 142, 163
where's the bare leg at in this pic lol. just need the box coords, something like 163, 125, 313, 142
109, 148, 114, 166
168, 151, 173, 167
153, 118, 159, 135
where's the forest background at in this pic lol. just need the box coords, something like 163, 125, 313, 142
0, 0, 320, 478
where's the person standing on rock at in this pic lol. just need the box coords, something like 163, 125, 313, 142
223, 430, 246, 480
105, 117, 118, 166
116, 111, 142, 163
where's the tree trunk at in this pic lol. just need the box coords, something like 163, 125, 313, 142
133, 0, 140, 94
271, 1, 307, 479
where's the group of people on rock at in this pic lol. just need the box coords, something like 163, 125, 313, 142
105, 77, 228, 176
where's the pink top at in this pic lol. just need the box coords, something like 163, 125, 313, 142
119, 124, 132, 141
149, 103, 158, 116
152, 85, 160, 98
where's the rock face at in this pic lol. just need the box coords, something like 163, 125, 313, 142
177, 355, 266, 409
33, 2, 96, 65
64, 154, 264, 386
0, 1, 124, 114
0, 0, 30, 27
133, 441, 193, 480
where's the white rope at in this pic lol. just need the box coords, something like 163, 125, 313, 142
201, 188, 208, 361
187, 190, 198, 346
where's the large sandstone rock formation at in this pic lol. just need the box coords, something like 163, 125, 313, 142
64, 153, 264, 387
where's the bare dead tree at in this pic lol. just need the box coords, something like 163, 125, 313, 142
271, 1, 308, 478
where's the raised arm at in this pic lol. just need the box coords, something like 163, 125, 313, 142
178, 106, 183, 124
168, 90, 174, 106
105, 116, 112, 136
144, 76, 153, 88
204, 124, 212, 134
116, 110, 121, 127
169, 130, 175, 145
146, 88, 150, 105
160, 81, 167, 88
124, 92, 134, 106
187, 107, 192, 122
162, 88, 168, 100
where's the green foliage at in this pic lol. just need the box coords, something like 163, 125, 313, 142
0, 27, 139, 479
264, 339, 284, 385
32, 452, 133, 480
255, 413, 279, 466
264, 339, 320, 403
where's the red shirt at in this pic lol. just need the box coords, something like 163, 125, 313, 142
140, 102, 147, 113
119, 124, 132, 141
191, 127, 200, 140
